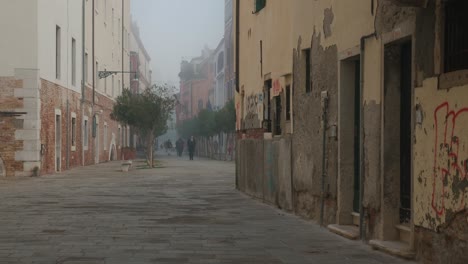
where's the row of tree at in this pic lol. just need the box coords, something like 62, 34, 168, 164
111, 85, 176, 167
177, 100, 236, 139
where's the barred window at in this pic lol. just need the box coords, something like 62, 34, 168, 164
444, 0, 468, 72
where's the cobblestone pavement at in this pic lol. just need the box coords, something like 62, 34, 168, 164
0, 156, 413, 264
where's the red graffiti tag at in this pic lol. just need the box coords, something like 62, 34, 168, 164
432, 102, 468, 216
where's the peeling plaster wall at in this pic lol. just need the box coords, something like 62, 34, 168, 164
414, 78, 468, 230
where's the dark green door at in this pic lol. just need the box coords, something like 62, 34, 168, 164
353, 60, 361, 213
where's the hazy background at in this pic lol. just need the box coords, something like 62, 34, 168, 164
131, 0, 225, 88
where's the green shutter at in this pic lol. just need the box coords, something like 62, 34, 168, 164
255, 0, 266, 13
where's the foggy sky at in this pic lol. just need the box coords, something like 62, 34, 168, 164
131, 0, 225, 88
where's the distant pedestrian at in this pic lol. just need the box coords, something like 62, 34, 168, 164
187, 136, 196, 160
176, 138, 184, 157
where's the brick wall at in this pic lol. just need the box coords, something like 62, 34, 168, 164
0, 77, 25, 177
40, 80, 123, 175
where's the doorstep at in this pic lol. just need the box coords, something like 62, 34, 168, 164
369, 239, 415, 260
327, 224, 359, 240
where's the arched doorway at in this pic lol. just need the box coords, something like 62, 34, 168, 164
109, 144, 117, 161
0, 156, 5, 177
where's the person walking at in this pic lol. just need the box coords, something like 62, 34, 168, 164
176, 138, 184, 157
187, 136, 196, 160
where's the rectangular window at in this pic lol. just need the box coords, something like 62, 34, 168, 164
112, 8, 115, 36
104, 124, 107, 150
84, 52, 88, 83
264, 79, 272, 132
56, 25, 61, 79
286, 85, 291, 121
118, 18, 121, 43
254, 0, 266, 13
274, 95, 282, 135
96, 61, 99, 90
71, 117, 76, 148
71, 38, 76, 86
105, 69, 108, 94
84, 119, 88, 147
118, 127, 121, 146
305, 49, 311, 93
444, 0, 468, 72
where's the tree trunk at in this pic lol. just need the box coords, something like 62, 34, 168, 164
146, 132, 154, 168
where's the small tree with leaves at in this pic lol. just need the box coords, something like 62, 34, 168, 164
111, 84, 176, 167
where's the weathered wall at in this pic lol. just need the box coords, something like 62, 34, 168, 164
291, 29, 338, 224
414, 78, 468, 230
0, 77, 25, 177
40, 81, 122, 175
237, 0, 293, 130
237, 137, 292, 210
415, 210, 468, 264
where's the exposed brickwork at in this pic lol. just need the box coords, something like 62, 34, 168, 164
0, 77, 25, 177
40, 80, 122, 175
236, 128, 265, 140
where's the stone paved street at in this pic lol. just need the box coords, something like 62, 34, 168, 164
0, 156, 413, 264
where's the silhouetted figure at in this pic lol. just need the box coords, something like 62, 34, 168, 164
187, 136, 196, 160
176, 138, 184, 157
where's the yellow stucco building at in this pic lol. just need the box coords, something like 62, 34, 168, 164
235, 0, 468, 262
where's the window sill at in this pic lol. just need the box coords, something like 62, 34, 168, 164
439, 69, 468, 90
71, 146, 76, 152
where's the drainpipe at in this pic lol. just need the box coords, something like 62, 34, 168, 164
359, 32, 376, 241
81, 0, 86, 102
234, 0, 240, 189
92, 0, 95, 106
122, 0, 125, 91
81, 0, 85, 166
319, 91, 329, 227
235, 0, 240, 93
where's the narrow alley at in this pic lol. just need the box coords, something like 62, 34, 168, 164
0, 157, 411, 264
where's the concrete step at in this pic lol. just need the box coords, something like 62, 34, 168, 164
351, 212, 360, 226
395, 224, 411, 244
327, 224, 359, 240
369, 239, 415, 260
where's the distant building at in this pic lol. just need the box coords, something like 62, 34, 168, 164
177, 47, 214, 122
213, 39, 226, 110
224, 0, 235, 102
130, 20, 152, 94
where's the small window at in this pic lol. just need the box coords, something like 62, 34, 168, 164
71, 38, 76, 86
104, 123, 108, 151
254, 0, 266, 13
56, 26, 61, 79
84, 119, 88, 147
71, 117, 76, 148
286, 85, 291, 121
274, 95, 282, 135
84, 52, 88, 83
304, 49, 311, 93
444, 0, 468, 73
96, 61, 99, 89
118, 127, 121, 146
264, 79, 272, 132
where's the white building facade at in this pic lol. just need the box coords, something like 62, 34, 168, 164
0, 0, 137, 177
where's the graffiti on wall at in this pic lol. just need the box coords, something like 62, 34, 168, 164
432, 102, 468, 216
244, 93, 263, 129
